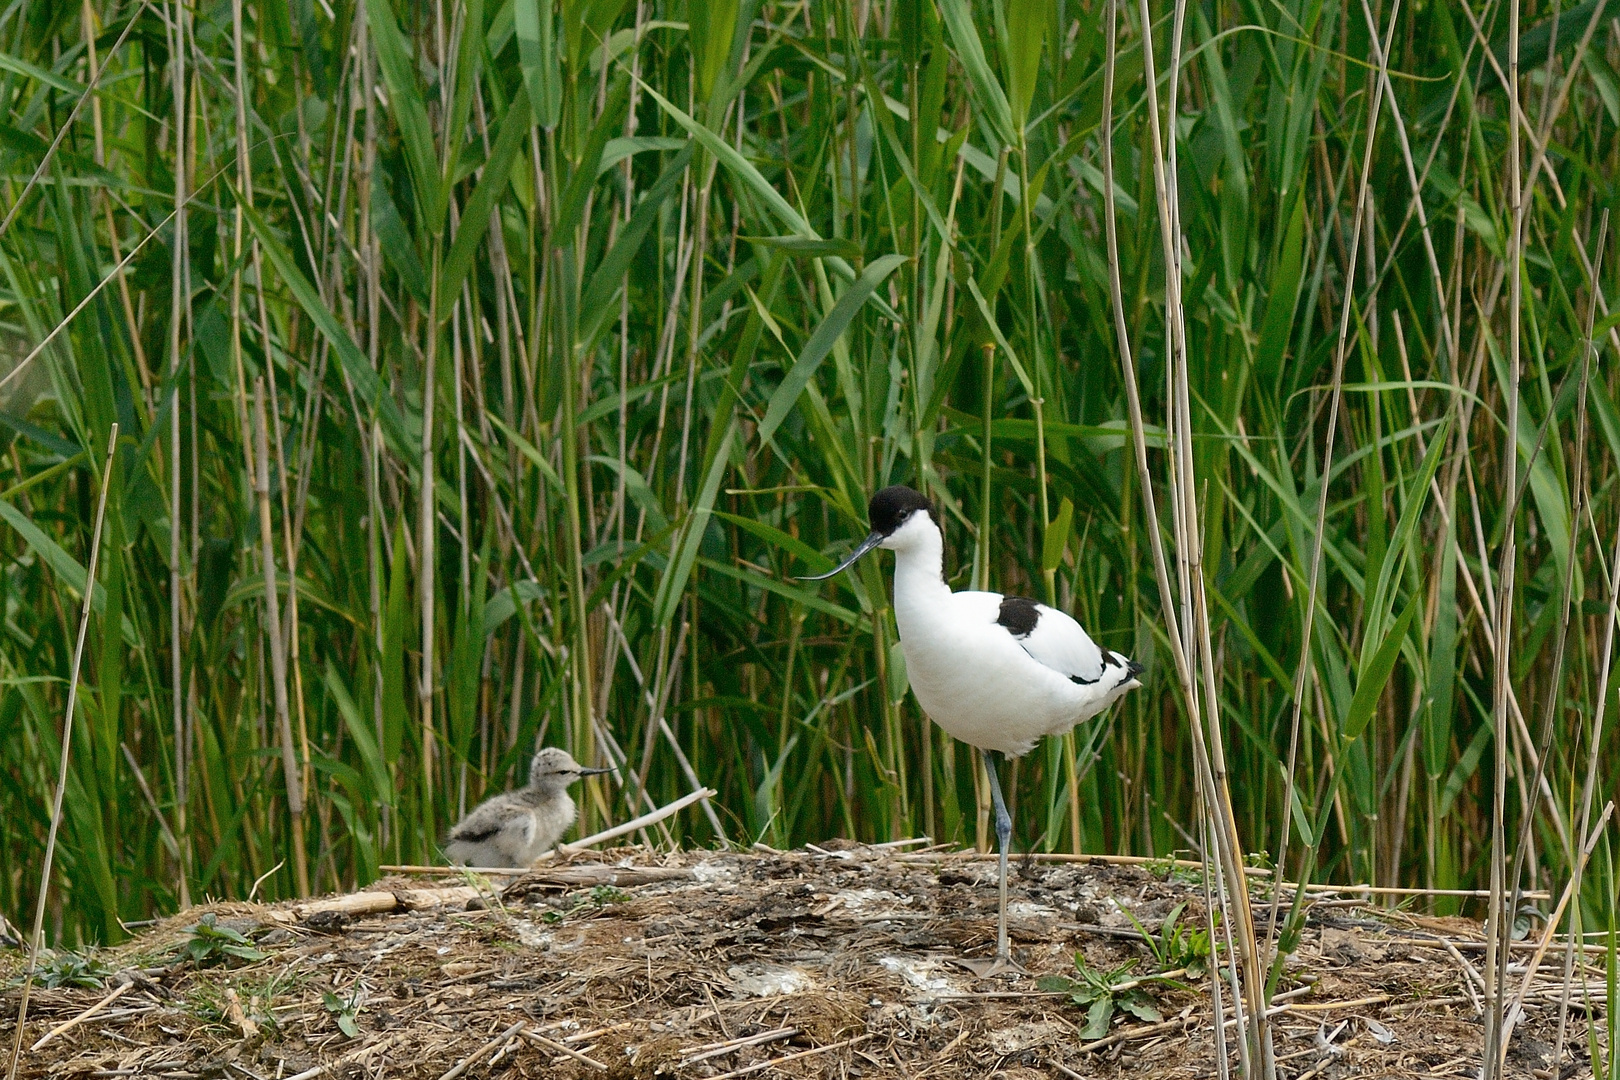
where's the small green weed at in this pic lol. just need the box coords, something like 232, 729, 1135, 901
1037, 957, 1163, 1039
1040, 904, 1209, 1039
321, 988, 362, 1038
588, 885, 632, 906
23, 951, 112, 989
178, 914, 270, 967
541, 885, 633, 924
1123, 901, 1211, 978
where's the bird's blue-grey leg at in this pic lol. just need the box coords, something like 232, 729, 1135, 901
983, 749, 1014, 967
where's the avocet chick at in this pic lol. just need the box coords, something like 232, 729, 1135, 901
444, 747, 612, 868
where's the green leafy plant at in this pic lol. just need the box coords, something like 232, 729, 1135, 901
541, 884, 633, 924
22, 951, 113, 989
1037, 957, 1163, 1040
588, 885, 632, 906
321, 988, 362, 1038
178, 914, 270, 968
1123, 901, 1212, 978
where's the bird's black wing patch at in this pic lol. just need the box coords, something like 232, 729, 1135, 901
999, 595, 1106, 685
996, 596, 1042, 638
450, 822, 500, 843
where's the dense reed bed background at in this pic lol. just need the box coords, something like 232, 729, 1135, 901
1, 0, 1618, 1017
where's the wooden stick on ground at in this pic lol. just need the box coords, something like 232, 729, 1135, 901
705, 1034, 873, 1080
281, 1033, 406, 1080
681, 1026, 799, 1065
521, 1029, 610, 1071
542, 787, 716, 862
437, 1022, 528, 1080
29, 980, 132, 1051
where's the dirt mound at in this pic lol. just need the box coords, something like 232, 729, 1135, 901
1, 845, 1602, 1078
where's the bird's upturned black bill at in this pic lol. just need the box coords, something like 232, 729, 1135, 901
797, 530, 884, 581
579, 766, 615, 777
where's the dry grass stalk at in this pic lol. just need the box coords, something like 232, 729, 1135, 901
1271, 0, 1403, 939
1500, 800, 1617, 1055
1483, 0, 1527, 1070
6, 426, 118, 1080
253, 379, 309, 898
1101, 0, 1267, 1068
679, 1025, 799, 1062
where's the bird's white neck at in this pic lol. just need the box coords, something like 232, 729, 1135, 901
889, 522, 950, 607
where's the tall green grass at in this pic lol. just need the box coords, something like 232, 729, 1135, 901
0, 2, 1616, 1036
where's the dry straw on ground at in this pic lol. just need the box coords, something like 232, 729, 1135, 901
2, 844, 1603, 1079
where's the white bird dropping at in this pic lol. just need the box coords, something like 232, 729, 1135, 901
801, 485, 1145, 975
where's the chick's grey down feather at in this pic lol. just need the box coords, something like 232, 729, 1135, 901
443, 747, 602, 868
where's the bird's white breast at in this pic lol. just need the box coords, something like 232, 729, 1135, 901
893, 579, 1121, 757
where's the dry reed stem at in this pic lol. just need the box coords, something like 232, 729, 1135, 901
1500, 800, 1617, 1058
1104, 0, 1265, 1068
680, 1026, 799, 1063
540, 786, 716, 862
0, 3, 151, 240
1273, 0, 1403, 963
1436, 937, 1485, 1015
6, 425, 117, 1080
253, 379, 309, 897
0, 198, 192, 397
